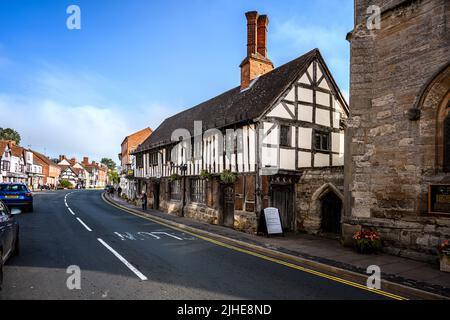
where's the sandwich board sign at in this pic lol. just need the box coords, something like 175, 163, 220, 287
263, 207, 283, 236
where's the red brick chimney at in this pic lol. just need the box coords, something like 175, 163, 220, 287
83, 157, 89, 165
59, 155, 67, 162
240, 11, 273, 90
69, 157, 77, 166
257, 15, 268, 57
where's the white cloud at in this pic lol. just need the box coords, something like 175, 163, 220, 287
0, 94, 171, 163
0, 59, 176, 163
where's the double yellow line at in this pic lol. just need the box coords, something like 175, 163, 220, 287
102, 193, 406, 300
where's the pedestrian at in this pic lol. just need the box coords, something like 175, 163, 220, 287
118, 186, 122, 197
141, 191, 147, 211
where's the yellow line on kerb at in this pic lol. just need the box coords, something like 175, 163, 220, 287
102, 193, 406, 300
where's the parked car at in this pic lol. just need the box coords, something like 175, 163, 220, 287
0, 200, 20, 289
0, 183, 34, 213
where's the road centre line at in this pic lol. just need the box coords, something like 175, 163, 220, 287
76, 217, 92, 232
97, 238, 148, 281
68, 208, 76, 215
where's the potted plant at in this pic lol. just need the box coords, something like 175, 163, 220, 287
437, 240, 450, 272
220, 169, 237, 184
353, 229, 382, 254
199, 169, 212, 181
168, 173, 181, 182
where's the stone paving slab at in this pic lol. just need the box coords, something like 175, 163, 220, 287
107, 193, 450, 298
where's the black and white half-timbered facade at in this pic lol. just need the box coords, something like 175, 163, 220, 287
133, 11, 349, 235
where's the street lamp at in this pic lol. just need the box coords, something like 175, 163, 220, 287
170, 162, 188, 217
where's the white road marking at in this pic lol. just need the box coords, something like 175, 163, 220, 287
68, 208, 76, 215
76, 217, 92, 232
152, 232, 183, 240
97, 238, 148, 281
137, 231, 160, 239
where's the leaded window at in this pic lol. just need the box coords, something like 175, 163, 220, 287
314, 131, 330, 152
170, 180, 181, 201
280, 125, 291, 147
190, 178, 206, 204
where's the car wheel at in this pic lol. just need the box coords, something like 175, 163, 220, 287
28, 205, 34, 213
13, 232, 19, 256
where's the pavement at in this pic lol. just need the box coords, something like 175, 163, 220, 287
106, 192, 450, 299
0, 189, 407, 300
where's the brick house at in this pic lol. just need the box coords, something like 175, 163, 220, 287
119, 127, 153, 199
132, 11, 348, 235
32, 150, 61, 188
343, 0, 450, 262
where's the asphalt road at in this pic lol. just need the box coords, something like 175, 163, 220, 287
0, 190, 390, 300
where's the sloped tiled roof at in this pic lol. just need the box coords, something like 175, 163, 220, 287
135, 49, 346, 153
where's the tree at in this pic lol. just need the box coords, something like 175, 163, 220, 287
0, 128, 21, 145
108, 170, 120, 185
59, 180, 72, 189
101, 158, 116, 171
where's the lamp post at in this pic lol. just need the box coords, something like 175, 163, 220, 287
171, 162, 188, 217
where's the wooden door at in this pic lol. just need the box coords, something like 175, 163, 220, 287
271, 185, 294, 231
321, 192, 342, 234
221, 184, 235, 227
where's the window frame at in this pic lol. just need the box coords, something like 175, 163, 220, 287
170, 180, 181, 201
280, 125, 292, 147
314, 130, 331, 152
189, 178, 206, 204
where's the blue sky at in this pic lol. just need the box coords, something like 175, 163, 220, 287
0, 0, 353, 163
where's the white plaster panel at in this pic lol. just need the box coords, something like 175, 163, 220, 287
332, 154, 344, 166
316, 91, 330, 107
315, 108, 330, 127
280, 149, 296, 170
262, 146, 278, 167
298, 87, 313, 103
285, 87, 296, 101
298, 151, 311, 168
314, 153, 330, 167
298, 127, 312, 149
298, 104, 313, 122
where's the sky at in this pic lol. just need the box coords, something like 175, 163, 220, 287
0, 0, 353, 164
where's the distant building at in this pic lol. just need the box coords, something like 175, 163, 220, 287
119, 127, 153, 199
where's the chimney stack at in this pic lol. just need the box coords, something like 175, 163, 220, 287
240, 11, 274, 90
83, 157, 89, 165
69, 157, 77, 166
246, 11, 258, 56
257, 15, 268, 57
59, 155, 67, 162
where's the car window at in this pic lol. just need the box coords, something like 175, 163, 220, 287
0, 184, 28, 192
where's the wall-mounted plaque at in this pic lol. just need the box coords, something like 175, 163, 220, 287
429, 184, 450, 215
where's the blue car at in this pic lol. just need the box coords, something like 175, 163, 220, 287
0, 183, 33, 213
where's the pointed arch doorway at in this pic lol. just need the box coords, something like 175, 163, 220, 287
321, 191, 342, 234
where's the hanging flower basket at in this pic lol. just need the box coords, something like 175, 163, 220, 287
199, 169, 213, 181
220, 170, 237, 184
168, 173, 182, 182
353, 229, 382, 254
437, 240, 450, 273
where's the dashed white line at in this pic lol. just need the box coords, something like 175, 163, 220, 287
97, 238, 148, 281
76, 217, 92, 232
